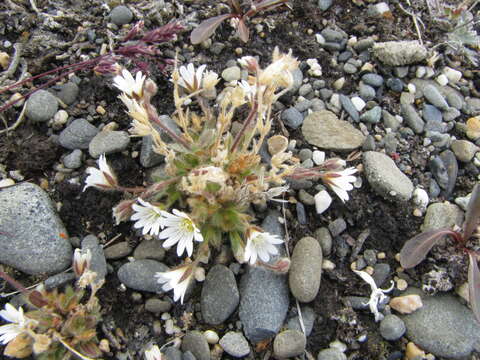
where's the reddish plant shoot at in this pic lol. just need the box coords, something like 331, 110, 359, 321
400, 184, 480, 323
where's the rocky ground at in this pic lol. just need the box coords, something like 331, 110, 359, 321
1, 0, 480, 359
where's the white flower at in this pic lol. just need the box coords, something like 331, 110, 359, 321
159, 209, 203, 257
0, 304, 35, 345
131, 198, 165, 236
323, 167, 357, 202
83, 154, 118, 191
113, 69, 146, 98
177, 63, 206, 93
353, 270, 394, 322
155, 265, 194, 303
73, 248, 91, 277
145, 344, 163, 360
244, 229, 284, 265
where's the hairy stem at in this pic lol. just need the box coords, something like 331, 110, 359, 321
231, 101, 258, 152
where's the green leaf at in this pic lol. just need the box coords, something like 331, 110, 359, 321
205, 181, 221, 193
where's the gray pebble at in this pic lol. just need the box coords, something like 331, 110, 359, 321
380, 315, 406, 340
291, 68, 303, 90
360, 106, 382, 124
295, 99, 312, 112
328, 218, 346, 237
117, 259, 168, 293
57, 82, 79, 105
221, 66, 241, 82
318, 0, 333, 11
219, 332, 250, 358
311, 98, 326, 111
359, 83, 376, 101
298, 148, 313, 162
0, 183, 72, 275
382, 110, 400, 131
423, 104, 443, 124
363, 249, 377, 266
451, 140, 478, 162
362, 135, 376, 151
133, 240, 165, 261
446, 92, 463, 110
44, 272, 76, 290
110, 5, 133, 26
362, 73, 384, 87
317, 348, 347, 360
273, 330, 306, 359
287, 306, 316, 336
315, 227, 332, 256
299, 84, 313, 97
104, 241, 131, 260
163, 347, 182, 360
443, 107, 460, 121
201, 265, 239, 325
25, 90, 59, 122
298, 189, 315, 206
384, 133, 397, 154
424, 84, 449, 110
59, 118, 99, 150
181, 331, 210, 360
401, 104, 424, 134
296, 202, 307, 225
63, 149, 83, 169
145, 298, 171, 313
386, 78, 404, 92
373, 263, 391, 287
81, 235, 107, 283
320, 88, 333, 101
339, 95, 360, 121
140, 136, 164, 168
182, 351, 196, 360
354, 38, 375, 52
89, 130, 130, 158
343, 63, 358, 74
321, 28, 344, 42
282, 107, 304, 129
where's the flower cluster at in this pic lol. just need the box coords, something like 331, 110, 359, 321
84, 48, 358, 304
0, 251, 103, 359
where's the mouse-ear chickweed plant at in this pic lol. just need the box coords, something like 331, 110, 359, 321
84, 48, 358, 304
0, 249, 104, 359
400, 184, 480, 323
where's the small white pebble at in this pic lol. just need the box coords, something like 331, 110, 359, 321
396, 278, 408, 291
347, 36, 357, 47
322, 259, 336, 270
360, 62, 374, 72
365, 266, 374, 275
407, 83, 416, 94
0, 178, 15, 188
161, 313, 171, 320
412, 208, 423, 217
204, 330, 219, 344
413, 188, 429, 209
443, 66, 462, 83
435, 74, 448, 86
394, 253, 401, 262
315, 34, 325, 44
330, 93, 341, 109
329, 340, 347, 353
425, 67, 435, 78
314, 190, 332, 215
390, 294, 423, 314
351, 96, 366, 111
333, 77, 345, 90
164, 319, 175, 335
194, 267, 205, 282
416, 66, 426, 78
312, 150, 325, 165
377, 252, 386, 260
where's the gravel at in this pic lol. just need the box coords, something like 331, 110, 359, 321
57, 82, 79, 105
59, 118, 99, 150
219, 332, 250, 358
273, 330, 306, 358
317, 348, 347, 360
181, 331, 210, 360
380, 315, 406, 340
110, 5, 133, 25
117, 259, 168, 293
81, 235, 107, 283
89, 130, 131, 158
63, 149, 83, 169
372, 40, 427, 66
282, 107, 304, 129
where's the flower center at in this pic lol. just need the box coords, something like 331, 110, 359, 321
180, 218, 194, 233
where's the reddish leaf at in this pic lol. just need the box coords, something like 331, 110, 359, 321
400, 229, 454, 268
468, 253, 480, 324
190, 14, 234, 44
245, 0, 289, 17
464, 184, 480, 242
237, 19, 249, 42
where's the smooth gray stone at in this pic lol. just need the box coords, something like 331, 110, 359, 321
104, 241, 131, 260
162, 346, 182, 360
318, 0, 333, 11
362, 135, 376, 151
384, 133, 397, 154
219, 332, 250, 358
354, 38, 375, 52
439, 150, 458, 197
0, 183, 72, 275
299, 84, 313, 97
289, 237, 322, 302
343, 63, 357, 74
57, 82, 79, 105
422, 104, 443, 123
339, 95, 359, 121
372, 263, 391, 287
140, 136, 164, 168
273, 330, 306, 358
133, 240, 165, 261
386, 78, 404, 92
110, 5, 133, 25
314, 227, 332, 256
295, 99, 312, 112
420, 202, 463, 232
59, 118, 99, 150
291, 68, 303, 91
239, 267, 289, 342
296, 202, 307, 225
182, 351, 196, 360
63, 149, 83, 169
201, 265, 239, 325
287, 306, 316, 336
181, 331, 210, 360
328, 218, 346, 237
282, 107, 304, 129
81, 235, 107, 283
25, 90, 58, 122
424, 84, 449, 110
359, 83, 376, 101
360, 106, 382, 124
380, 315, 406, 341
372, 41, 427, 66
117, 259, 168, 293
321, 28, 344, 42
401, 104, 424, 134
261, 210, 284, 239
89, 130, 130, 158
317, 348, 347, 360
382, 110, 400, 131
401, 288, 480, 358
145, 298, 171, 313
362, 73, 384, 87
302, 110, 365, 151
363, 151, 414, 201
44, 272, 76, 290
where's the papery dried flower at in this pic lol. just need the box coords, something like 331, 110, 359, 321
113, 69, 146, 98
124, 21, 145, 42
141, 22, 184, 43
177, 63, 207, 93
182, 166, 228, 195
322, 167, 357, 202
93, 57, 122, 75
73, 248, 91, 277
155, 264, 195, 303
159, 209, 203, 257
353, 270, 394, 322
0, 304, 36, 345
244, 228, 284, 265
145, 344, 163, 360
83, 154, 118, 191
238, 56, 259, 72
32, 333, 51, 354
202, 70, 220, 92
131, 198, 165, 236
258, 47, 298, 87
113, 199, 135, 225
